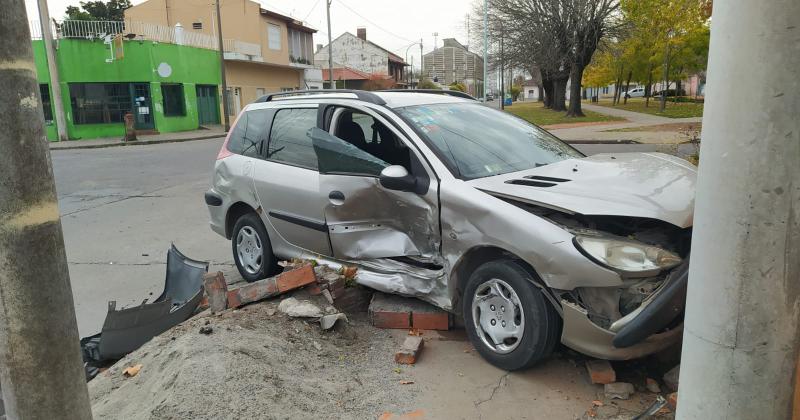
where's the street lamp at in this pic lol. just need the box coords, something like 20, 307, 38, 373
404, 41, 421, 89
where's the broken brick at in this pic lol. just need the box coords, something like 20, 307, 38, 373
586, 359, 616, 384
369, 292, 449, 330
203, 271, 228, 313
412, 312, 449, 331
372, 311, 412, 329
395, 336, 424, 364
227, 264, 315, 309
667, 392, 678, 411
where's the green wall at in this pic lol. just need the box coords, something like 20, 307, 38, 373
33, 39, 221, 141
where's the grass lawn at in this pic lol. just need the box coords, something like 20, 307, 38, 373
592, 98, 704, 118
505, 101, 624, 127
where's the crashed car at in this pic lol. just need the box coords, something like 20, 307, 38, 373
205, 90, 695, 370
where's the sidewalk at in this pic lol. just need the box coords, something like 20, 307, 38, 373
551, 103, 702, 144
49, 125, 226, 151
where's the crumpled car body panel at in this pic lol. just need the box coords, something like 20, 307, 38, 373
83, 245, 208, 362
467, 152, 696, 228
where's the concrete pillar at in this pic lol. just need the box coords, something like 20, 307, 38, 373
0, 1, 93, 419
677, 0, 799, 418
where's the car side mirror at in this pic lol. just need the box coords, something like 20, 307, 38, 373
379, 165, 416, 192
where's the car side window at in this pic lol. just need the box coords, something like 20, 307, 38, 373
323, 109, 412, 176
266, 107, 319, 169
226, 109, 271, 158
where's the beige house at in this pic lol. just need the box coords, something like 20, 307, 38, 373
125, 0, 317, 116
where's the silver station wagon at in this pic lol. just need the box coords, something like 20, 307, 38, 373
205, 90, 695, 370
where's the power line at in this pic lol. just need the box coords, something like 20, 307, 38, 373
303, 0, 322, 21
334, 0, 415, 43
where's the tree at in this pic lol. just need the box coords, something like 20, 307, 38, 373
449, 82, 467, 92
417, 78, 440, 89
65, 0, 132, 20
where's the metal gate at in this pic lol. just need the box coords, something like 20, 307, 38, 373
196, 85, 220, 125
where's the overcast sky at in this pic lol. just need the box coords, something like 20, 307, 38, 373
24, 0, 480, 69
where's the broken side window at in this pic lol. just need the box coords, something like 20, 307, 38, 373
227, 109, 272, 158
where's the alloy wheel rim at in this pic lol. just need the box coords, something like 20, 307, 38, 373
236, 226, 263, 275
471, 278, 525, 354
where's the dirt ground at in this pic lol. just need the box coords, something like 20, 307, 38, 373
89, 294, 677, 420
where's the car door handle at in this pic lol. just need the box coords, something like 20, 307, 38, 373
329, 190, 345, 201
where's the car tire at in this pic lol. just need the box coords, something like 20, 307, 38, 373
463, 260, 561, 371
231, 212, 277, 283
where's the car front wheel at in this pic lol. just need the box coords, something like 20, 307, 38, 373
463, 260, 561, 371
231, 212, 277, 282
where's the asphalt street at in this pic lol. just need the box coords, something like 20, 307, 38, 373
51, 137, 667, 336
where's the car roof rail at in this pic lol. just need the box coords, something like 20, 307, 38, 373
379, 89, 478, 101
254, 89, 387, 105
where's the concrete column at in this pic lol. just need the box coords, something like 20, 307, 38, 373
677, 0, 799, 418
0, 1, 93, 419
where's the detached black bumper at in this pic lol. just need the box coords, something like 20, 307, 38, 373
612, 259, 689, 348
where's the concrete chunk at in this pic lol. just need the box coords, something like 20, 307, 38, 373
604, 382, 635, 400
395, 336, 424, 364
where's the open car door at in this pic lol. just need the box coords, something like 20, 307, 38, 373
308, 107, 440, 261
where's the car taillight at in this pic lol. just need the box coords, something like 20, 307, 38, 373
216, 113, 242, 160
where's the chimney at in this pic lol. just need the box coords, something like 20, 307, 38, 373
357, 27, 366, 41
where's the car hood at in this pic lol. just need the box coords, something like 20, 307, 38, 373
468, 152, 696, 228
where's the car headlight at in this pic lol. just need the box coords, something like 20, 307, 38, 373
574, 234, 682, 275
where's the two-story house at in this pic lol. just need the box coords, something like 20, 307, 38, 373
314, 28, 407, 88
125, 0, 318, 116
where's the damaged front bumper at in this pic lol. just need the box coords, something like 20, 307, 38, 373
560, 260, 689, 360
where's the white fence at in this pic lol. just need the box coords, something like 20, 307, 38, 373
28, 19, 261, 57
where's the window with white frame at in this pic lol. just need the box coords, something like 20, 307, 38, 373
288, 28, 313, 63
268, 23, 281, 50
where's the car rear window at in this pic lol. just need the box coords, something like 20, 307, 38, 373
226, 109, 272, 158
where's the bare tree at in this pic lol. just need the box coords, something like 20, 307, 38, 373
474, 0, 619, 115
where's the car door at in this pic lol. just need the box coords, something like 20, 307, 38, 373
251, 104, 332, 257
309, 105, 440, 261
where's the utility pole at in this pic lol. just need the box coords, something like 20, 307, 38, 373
482, 0, 488, 101
0, 1, 93, 418
677, 0, 800, 418
419, 38, 423, 86
37, 0, 67, 142
326, 0, 333, 88
499, 34, 504, 110
214, 0, 230, 130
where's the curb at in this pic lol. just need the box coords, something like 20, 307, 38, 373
563, 139, 640, 144
49, 133, 225, 151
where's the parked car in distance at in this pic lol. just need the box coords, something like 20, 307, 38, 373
486, 93, 494, 101
206, 90, 695, 371
652, 88, 686, 97
624, 87, 646, 98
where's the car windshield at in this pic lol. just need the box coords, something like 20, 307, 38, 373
396, 102, 583, 180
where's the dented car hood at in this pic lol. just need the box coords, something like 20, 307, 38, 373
468, 152, 696, 228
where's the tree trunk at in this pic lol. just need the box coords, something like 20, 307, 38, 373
623, 70, 633, 104
613, 65, 624, 105
551, 77, 568, 112
542, 78, 554, 108
566, 65, 585, 117
645, 64, 654, 107
537, 83, 544, 102
660, 41, 671, 112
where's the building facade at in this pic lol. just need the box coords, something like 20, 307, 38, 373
314, 28, 407, 88
422, 38, 484, 97
33, 37, 220, 141
125, 0, 318, 115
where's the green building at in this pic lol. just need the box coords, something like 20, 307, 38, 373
33, 38, 222, 141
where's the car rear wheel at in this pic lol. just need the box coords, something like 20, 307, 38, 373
463, 260, 561, 371
231, 212, 277, 282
